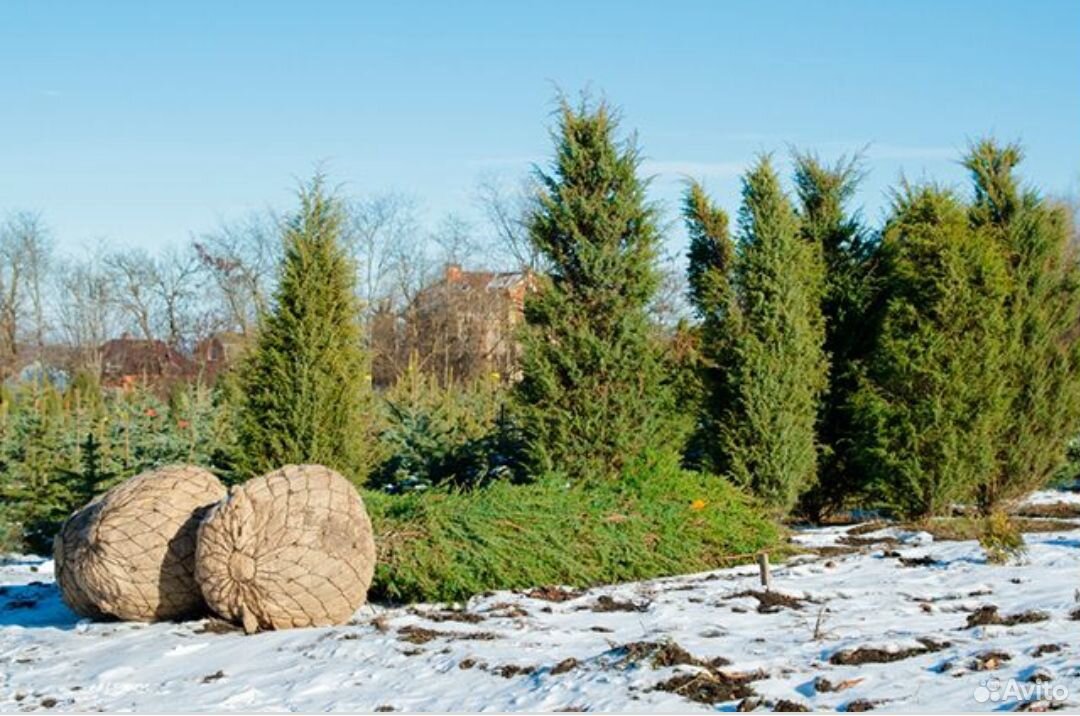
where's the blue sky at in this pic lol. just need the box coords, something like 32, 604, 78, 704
2, 1, 1078, 256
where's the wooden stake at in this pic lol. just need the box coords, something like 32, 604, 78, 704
757, 552, 772, 591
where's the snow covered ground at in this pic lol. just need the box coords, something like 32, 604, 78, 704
2, 490, 1079, 713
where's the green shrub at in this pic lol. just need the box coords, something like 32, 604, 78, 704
978, 511, 1026, 564
365, 457, 780, 603
370, 365, 526, 491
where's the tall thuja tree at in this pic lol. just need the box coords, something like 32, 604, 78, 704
684, 158, 828, 514
514, 98, 679, 480
791, 153, 875, 519
233, 176, 375, 482
851, 184, 1010, 518
965, 140, 1080, 512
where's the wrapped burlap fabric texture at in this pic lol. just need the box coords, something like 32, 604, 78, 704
53, 465, 226, 621
195, 464, 377, 633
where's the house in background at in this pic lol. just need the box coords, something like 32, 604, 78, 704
99, 334, 193, 388
373, 264, 537, 386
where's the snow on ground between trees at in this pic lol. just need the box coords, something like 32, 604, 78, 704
1, 490, 1079, 713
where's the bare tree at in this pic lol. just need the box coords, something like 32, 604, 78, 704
0, 212, 54, 365
192, 212, 281, 335
104, 249, 159, 341
475, 174, 543, 271
344, 193, 420, 317
431, 213, 480, 268
55, 248, 117, 376
152, 246, 203, 349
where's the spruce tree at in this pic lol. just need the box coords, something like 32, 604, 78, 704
790, 153, 874, 519
233, 176, 375, 482
513, 97, 679, 480
684, 158, 828, 514
965, 140, 1080, 512
851, 184, 1010, 518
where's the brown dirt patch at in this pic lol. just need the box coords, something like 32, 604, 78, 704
829, 638, 949, 665
588, 595, 650, 613
727, 589, 805, 613
396, 625, 498, 644
524, 586, 584, 602
965, 605, 1049, 628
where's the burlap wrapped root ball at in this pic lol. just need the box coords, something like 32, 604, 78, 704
195, 464, 377, 633
53, 465, 227, 621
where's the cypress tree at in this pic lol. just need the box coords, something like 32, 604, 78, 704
233, 176, 375, 482
790, 153, 875, 519
513, 97, 679, 480
684, 158, 828, 514
965, 140, 1080, 512
851, 183, 1010, 518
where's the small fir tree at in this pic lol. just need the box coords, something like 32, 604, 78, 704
790, 153, 875, 519
851, 183, 1010, 518
684, 158, 828, 514
965, 140, 1080, 512
233, 175, 375, 482
513, 97, 680, 480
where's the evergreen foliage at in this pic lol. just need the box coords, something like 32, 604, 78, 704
791, 153, 876, 518
683, 158, 828, 514
964, 140, 1080, 512
369, 363, 526, 492
0, 378, 231, 551
366, 455, 780, 603
851, 183, 1011, 518
513, 97, 680, 480
233, 176, 376, 482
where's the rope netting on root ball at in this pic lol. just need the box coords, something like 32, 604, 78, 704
53, 465, 227, 621
194, 464, 377, 633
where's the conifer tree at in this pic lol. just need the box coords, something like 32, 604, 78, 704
790, 153, 874, 518
684, 158, 827, 514
965, 140, 1080, 512
233, 176, 375, 482
851, 184, 1010, 518
514, 97, 679, 480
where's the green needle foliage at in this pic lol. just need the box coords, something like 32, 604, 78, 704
965, 140, 1080, 512
514, 97, 680, 480
791, 153, 875, 519
684, 158, 828, 515
233, 175, 376, 482
852, 183, 1010, 519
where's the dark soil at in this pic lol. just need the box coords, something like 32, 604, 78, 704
396, 625, 498, 644
652, 672, 755, 705
524, 586, 584, 602
844, 698, 882, 712
1032, 644, 1062, 658
1012, 502, 1080, 519
409, 608, 485, 624
965, 605, 1049, 628
192, 618, 241, 634
829, 638, 949, 665
494, 664, 536, 678
971, 650, 1012, 671
727, 589, 804, 613
551, 658, 578, 675
588, 595, 650, 613
772, 698, 810, 711
897, 555, 937, 567
200, 671, 225, 683
613, 640, 730, 671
